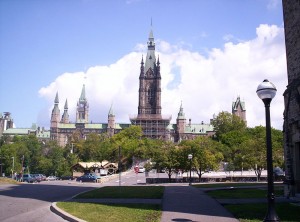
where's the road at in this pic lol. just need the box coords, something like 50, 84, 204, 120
0, 171, 147, 222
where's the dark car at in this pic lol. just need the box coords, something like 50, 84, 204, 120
274, 167, 285, 181
22, 174, 37, 183
76, 175, 97, 183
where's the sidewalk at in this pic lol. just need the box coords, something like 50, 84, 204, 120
161, 185, 239, 222
51, 184, 241, 222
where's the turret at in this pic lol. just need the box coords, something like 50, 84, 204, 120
76, 84, 89, 123
107, 104, 115, 137
61, 99, 69, 123
50, 92, 60, 140
176, 102, 186, 134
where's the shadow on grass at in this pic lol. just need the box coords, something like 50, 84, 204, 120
224, 203, 300, 222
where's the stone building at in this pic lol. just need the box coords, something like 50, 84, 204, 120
282, 0, 300, 196
49, 28, 246, 145
232, 96, 247, 125
0, 112, 14, 137
130, 28, 172, 140
50, 86, 130, 147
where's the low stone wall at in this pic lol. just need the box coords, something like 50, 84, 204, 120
146, 176, 268, 184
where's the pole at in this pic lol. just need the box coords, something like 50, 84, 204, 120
263, 99, 279, 222
12, 157, 14, 179
118, 146, 121, 187
189, 158, 192, 185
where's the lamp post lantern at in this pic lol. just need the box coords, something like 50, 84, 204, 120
188, 154, 193, 185
256, 79, 280, 222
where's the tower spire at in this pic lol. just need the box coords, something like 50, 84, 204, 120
80, 84, 86, 102
61, 99, 69, 123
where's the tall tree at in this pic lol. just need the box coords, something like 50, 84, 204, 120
211, 111, 246, 141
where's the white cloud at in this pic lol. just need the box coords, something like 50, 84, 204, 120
38, 24, 287, 130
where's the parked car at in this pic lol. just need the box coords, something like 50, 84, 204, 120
76, 175, 97, 183
86, 173, 101, 179
274, 167, 285, 181
31, 174, 42, 182
138, 167, 145, 173
46, 176, 57, 181
22, 174, 37, 183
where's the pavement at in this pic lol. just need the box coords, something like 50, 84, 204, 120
50, 174, 300, 222
161, 185, 239, 222
51, 184, 240, 222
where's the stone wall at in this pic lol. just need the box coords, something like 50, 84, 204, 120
282, 0, 300, 196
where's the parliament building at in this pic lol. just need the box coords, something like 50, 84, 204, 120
49, 29, 246, 147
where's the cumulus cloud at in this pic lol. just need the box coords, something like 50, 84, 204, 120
38, 24, 287, 129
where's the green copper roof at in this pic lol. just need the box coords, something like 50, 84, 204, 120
79, 84, 86, 102
177, 102, 185, 119
145, 28, 156, 73
3, 128, 33, 135
58, 123, 76, 129
232, 96, 246, 111
184, 124, 214, 134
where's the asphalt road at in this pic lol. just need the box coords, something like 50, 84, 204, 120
0, 171, 148, 222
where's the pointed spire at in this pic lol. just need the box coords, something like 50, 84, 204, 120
80, 84, 86, 102
61, 99, 69, 123
108, 103, 115, 117
64, 99, 68, 110
54, 92, 59, 104
157, 55, 160, 65
140, 55, 145, 78
141, 55, 144, 65
177, 101, 185, 119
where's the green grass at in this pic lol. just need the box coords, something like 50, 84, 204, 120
75, 186, 164, 199
206, 188, 284, 199
57, 202, 161, 222
193, 182, 267, 188
0, 177, 19, 184
224, 203, 300, 222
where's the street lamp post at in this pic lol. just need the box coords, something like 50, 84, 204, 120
256, 79, 280, 222
11, 157, 15, 179
188, 154, 193, 185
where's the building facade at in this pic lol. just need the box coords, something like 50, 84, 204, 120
232, 96, 247, 125
50, 86, 130, 147
282, 0, 300, 196
48, 28, 248, 145
130, 28, 172, 140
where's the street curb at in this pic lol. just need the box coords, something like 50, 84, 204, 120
50, 202, 86, 222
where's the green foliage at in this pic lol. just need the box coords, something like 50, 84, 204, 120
211, 111, 247, 141
0, 119, 283, 179
180, 137, 223, 179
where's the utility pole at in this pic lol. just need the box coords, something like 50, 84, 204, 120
11, 157, 14, 179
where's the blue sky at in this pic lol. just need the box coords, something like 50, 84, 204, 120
0, 0, 286, 129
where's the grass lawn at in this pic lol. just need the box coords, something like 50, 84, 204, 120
0, 177, 18, 184
75, 186, 164, 199
206, 187, 284, 199
224, 203, 300, 222
57, 202, 161, 222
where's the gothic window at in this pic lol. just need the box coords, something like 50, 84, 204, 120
147, 84, 155, 106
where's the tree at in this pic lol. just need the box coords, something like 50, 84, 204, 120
153, 141, 180, 182
238, 126, 284, 180
180, 137, 223, 181
211, 111, 246, 141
